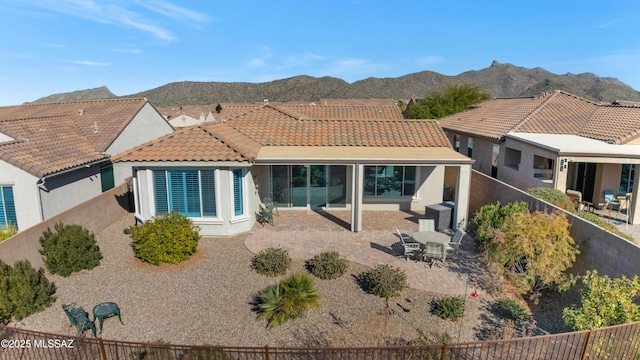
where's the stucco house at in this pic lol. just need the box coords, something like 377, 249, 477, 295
0, 98, 174, 231
113, 103, 473, 236
437, 90, 640, 224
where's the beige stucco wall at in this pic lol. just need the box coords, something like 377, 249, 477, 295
0, 160, 40, 230
498, 138, 557, 191
593, 163, 623, 207
106, 103, 174, 155
39, 164, 106, 221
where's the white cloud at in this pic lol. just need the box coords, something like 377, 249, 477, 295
115, 48, 143, 54
72, 60, 110, 66
134, 0, 209, 24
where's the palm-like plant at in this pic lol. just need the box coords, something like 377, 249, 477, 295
258, 273, 321, 328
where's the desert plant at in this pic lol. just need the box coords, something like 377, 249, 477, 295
467, 201, 529, 250
130, 212, 200, 266
366, 264, 408, 306
563, 270, 640, 331
307, 251, 348, 279
188, 347, 235, 360
257, 272, 321, 328
252, 247, 291, 277
481, 209, 579, 302
528, 187, 576, 212
0, 222, 17, 242
0, 260, 56, 323
39, 223, 102, 277
496, 297, 528, 321
433, 296, 465, 321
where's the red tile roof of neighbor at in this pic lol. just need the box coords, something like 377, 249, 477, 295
437, 90, 640, 144
157, 102, 404, 122
113, 104, 452, 163
0, 98, 150, 177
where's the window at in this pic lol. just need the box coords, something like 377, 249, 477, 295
233, 168, 244, 216
363, 166, 416, 197
467, 138, 473, 157
0, 186, 17, 230
153, 170, 216, 217
620, 164, 635, 194
100, 164, 115, 192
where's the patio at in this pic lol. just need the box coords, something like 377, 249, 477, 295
245, 209, 486, 295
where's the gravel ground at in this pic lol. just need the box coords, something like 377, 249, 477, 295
13, 215, 562, 347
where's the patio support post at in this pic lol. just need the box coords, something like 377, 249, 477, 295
455, 164, 471, 229
629, 173, 640, 224
351, 163, 364, 232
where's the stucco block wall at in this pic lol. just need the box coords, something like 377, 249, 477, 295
40, 164, 104, 220
106, 103, 174, 155
470, 138, 495, 175
0, 160, 40, 230
0, 181, 132, 268
470, 170, 640, 279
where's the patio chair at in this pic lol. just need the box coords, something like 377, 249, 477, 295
263, 197, 278, 216
257, 204, 274, 226
604, 189, 621, 219
419, 219, 435, 232
446, 228, 466, 254
422, 241, 446, 268
400, 236, 421, 261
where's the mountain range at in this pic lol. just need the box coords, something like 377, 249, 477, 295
31, 61, 640, 107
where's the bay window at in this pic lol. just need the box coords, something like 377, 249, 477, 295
153, 169, 217, 217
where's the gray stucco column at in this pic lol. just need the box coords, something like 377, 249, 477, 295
630, 172, 640, 225
456, 164, 471, 229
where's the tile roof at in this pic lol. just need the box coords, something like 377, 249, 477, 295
0, 98, 150, 177
111, 125, 250, 163
437, 90, 640, 145
114, 104, 452, 163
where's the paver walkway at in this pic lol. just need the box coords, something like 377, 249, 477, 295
245, 209, 485, 295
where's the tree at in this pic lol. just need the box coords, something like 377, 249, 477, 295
563, 270, 640, 331
481, 210, 579, 302
407, 84, 492, 119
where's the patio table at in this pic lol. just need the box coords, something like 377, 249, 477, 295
411, 231, 450, 245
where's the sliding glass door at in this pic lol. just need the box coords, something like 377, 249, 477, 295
269, 165, 347, 208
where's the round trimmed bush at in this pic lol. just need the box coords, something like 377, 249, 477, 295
130, 212, 200, 265
307, 251, 348, 279
0, 260, 56, 323
497, 297, 528, 321
434, 296, 465, 321
39, 223, 102, 277
252, 247, 291, 277
366, 264, 408, 300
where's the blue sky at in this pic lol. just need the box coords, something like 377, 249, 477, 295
1, 0, 640, 106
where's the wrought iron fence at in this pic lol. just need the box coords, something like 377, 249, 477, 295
1, 321, 640, 360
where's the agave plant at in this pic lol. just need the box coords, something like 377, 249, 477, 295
258, 272, 321, 328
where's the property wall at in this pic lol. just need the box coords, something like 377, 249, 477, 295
0, 181, 132, 268
470, 170, 640, 279
40, 164, 104, 220
106, 103, 174, 156
0, 160, 40, 230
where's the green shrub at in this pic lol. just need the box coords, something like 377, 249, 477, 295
467, 201, 529, 250
434, 296, 465, 321
366, 264, 408, 301
496, 297, 528, 321
130, 212, 200, 266
252, 247, 291, 277
257, 272, 321, 328
0, 223, 17, 242
0, 260, 56, 323
307, 251, 348, 280
563, 270, 640, 331
39, 223, 102, 277
528, 187, 576, 213
576, 211, 634, 241
188, 348, 235, 360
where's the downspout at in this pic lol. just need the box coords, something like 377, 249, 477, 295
36, 177, 47, 222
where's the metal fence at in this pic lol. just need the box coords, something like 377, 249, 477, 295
2, 321, 640, 360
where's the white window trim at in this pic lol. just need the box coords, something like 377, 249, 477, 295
230, 168, 250, 223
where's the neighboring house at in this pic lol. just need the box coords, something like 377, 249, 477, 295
0, 98, 174, 231
113, 103, 473, 236
437, 90, 640, 224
